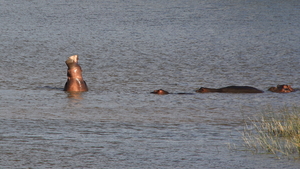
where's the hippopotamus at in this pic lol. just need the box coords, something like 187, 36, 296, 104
63, 55, 88, 92
151, 89, 169, 95
151, 89, 194, 95
268, 85, 294, 93
195, 86, 264, 93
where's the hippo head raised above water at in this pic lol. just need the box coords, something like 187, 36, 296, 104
64, 55, 88, 92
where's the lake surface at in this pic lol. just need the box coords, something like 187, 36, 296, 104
1, 0, 300, 168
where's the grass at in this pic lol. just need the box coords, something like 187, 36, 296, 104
243, 106, 300, 159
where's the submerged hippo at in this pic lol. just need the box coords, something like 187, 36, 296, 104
64, 55, 88, 92
196, 86, 264, 93
151, 89, 169, 95
151, 89, 194, 95
268, 85, 294, 93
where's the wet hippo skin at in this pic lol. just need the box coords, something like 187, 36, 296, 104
268, 85, 294, 93
196, 86, 264, 93
151, 89, 194, 95
64, 55, 88, 92
151, 89, 170, 95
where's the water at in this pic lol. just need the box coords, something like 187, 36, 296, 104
1, 0, 300, 168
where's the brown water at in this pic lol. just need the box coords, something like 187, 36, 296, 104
1, 0, 300, 168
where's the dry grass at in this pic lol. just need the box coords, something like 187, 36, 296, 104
243, 106, 300, 159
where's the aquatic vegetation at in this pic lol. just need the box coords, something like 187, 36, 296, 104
243, 106, 300, 159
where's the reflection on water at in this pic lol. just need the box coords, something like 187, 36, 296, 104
66, 91, 84, 100
66, 91, 84, 107
1, 0, 300, 168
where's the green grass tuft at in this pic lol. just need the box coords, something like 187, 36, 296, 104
243, 106, 300, 159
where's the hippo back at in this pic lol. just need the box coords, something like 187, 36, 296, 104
220, 86, 263, 93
